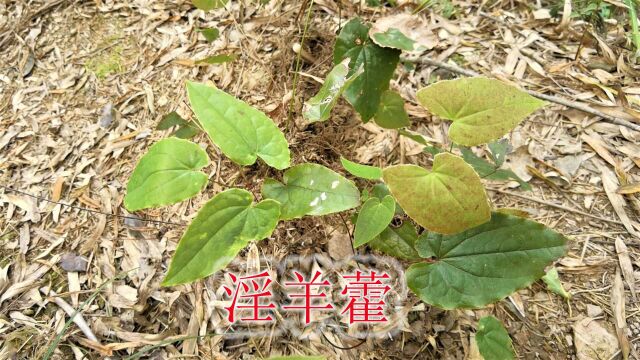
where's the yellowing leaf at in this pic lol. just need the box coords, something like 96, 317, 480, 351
416, 78, 546, 146
382, 152, 490, 234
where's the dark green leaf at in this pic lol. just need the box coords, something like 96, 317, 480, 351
162, 188, 280, 286
197, 27, 220, 42
476, 316, 516, 360
354, 196, 395, 246
262, 163, 360, 219
334, 18, 400, 121
488, 139, 510, 167
407, 212, 567, 309
157, 111, 187, 130
460, 148, 531, 190
187, 81, 290, 169
340, 157, 383, 180
124, 138, 209, 211
371, 28, 415, 51
369, 222, 421, 260
157, 111, 201, 139
374, 90, 410, 129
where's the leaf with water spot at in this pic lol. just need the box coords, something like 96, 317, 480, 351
304, 59, 362, 122
262, 163, 360, 220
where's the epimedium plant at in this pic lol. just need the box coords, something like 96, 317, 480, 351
123, 17, 569, 359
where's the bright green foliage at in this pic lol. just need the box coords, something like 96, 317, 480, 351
304, 59, 362, 122
374, 90, 410, 129
354, 195, 395, 246
192, 0, 228, 11
542, 267, 571, 299
196, 54, 237, 65
416, 77, 546, 146
340, 157, 382, 180
124, 138, 209, 212
406, 212, 567, 309
370, 28, 415, 51
382, 152, 490, 234
476, 316, 516, 360
334, 18, 400, 121
186, 81, 290, 169
162, 189, 280, 286
368, 183, 403, 215
369, 222, 420, 260
460, 147, 531, 190
156, 111, 201, 139
197, 27, 220, 42
262, 163, 360, 219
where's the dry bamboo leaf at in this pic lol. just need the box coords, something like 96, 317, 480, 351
596, 161, 640, 238
581, 133, 616, 167
618, 182, 640, 194
611, 268, 630, 359
51, 177, 65, 202
614, 238, 636, 300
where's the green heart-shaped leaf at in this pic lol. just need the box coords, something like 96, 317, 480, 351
406, 212, 567, 309
187, 81, 290, 169
304, 59, 362, 123
382, 152, 490, 234
340, 157, 382, 180
124, 138, 209, 212
476, 316, 516, 360
334, 18, 400, 121
262, 163, 360, 220
354, 195, 395, 247
162, 188, 280, 286
416, 77, 546, 146
374, 90, 410, 129
369, 222, 421, 260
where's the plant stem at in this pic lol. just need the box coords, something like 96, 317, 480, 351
626, 0, 640, 60
287, 0, 315, 128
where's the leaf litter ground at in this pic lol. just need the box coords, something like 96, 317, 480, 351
1, 0, 640, 358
